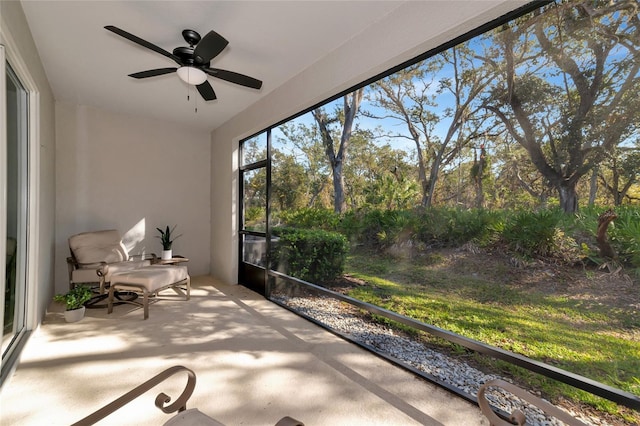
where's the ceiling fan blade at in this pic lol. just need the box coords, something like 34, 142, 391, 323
204, 68, 262, 90
193, 31, 229, 64
105, 25, 181, 63
196, 81, 217, 101
129, 68, 177, 79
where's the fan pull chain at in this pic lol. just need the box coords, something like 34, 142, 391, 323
182, 68, 197, 113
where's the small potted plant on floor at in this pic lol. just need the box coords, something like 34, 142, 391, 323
53, 284, 93, 323
157, 225, 182, 260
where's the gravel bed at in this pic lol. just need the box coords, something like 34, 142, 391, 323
272, 294, 610, 426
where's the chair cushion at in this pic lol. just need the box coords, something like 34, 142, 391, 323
111, 265, 188, 292
163, 408, 225, 426
71, 259, 152, 284
69, 230, 128, 264
70, 268, 101, 284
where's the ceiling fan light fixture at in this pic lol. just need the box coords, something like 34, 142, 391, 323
177, 66, 207, 85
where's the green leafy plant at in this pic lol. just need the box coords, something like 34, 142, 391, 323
501, 209, 562, 257
156, 225, 182, 250
53, 285, 93, 311
280, 207, 341, 231
415, 207, 503, 248
607, 207, 640, 268
272, 227, 349, 283
356, 209, 414, 250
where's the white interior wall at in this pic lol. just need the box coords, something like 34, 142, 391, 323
55, 103, 211, 293
210, 0, 528, 285
209, 129, 237, 284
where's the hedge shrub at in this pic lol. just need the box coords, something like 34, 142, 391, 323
501, 209, 564, 257
272, 227, 349, 283
279, 208, 341, 231
414, 207, 503, 247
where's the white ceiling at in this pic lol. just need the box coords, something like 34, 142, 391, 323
19, 1, 523, 133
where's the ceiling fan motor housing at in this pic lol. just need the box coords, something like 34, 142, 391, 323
173, 46, 209, 66
182, 29, 201, 46
178, 29, 210, 64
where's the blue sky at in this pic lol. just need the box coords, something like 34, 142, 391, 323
258, 2, 640, 170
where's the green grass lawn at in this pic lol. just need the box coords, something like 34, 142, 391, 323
342, 249, 640, 423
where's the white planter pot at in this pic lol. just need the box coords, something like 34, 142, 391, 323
161, 249, 173, 260
64, 306, 85, 323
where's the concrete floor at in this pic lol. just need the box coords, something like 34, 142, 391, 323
0, 276, 488, 425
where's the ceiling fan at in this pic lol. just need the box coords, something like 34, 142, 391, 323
105, 25, 263, 101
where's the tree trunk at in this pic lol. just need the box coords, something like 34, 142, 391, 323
588, 166, 598, 206
312, 89, 363, 214
474, 145, 486, 208
596, 209, 617, 259
425, 158, 440, 208
417, 148, 430, 207
558, 183, 578, 213
332, 161, 345, 214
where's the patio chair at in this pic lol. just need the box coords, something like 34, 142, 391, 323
70, 365, 304, 426
67, 229, 156, 295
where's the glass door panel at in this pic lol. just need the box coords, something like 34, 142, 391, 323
242, 234, 267, 267
239, 132, 269, 295
2, 63, 28, 358
242, 168, 266, 232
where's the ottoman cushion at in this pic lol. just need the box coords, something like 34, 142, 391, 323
111, 265, 188, 292
108, 265, 191, 320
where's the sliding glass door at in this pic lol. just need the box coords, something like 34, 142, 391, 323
2, 62, 29, 363
238, 133, 269, 295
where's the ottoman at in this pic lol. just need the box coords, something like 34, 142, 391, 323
108, 265, 190, 320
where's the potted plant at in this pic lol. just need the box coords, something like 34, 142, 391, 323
157, 225, 182, 260
53, 284, 93, 322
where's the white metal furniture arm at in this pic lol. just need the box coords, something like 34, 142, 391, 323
71, 365, 196, 426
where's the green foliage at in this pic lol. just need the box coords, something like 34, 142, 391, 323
156, 225, 181, 250
501, 209, 564, 257
271, 150, 310, 211
276, 205, 640, 269
414, 207, 503, 247
337, 210, 362, 241
608, 206, 640, 268
271, 205, 640, 421
363, 173, 420, 210
344, 248, 640, 422
244, 207, 266, 231
338, 207, 504, 251
241, 136, 267, 165
53, 285, 93, 311
599, 148, 640, 205
353, 209, 415, 249
570, 206, 640, 268
272, 227, 348, 283
279, 208, 341, 231
569, 207, 601, 259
